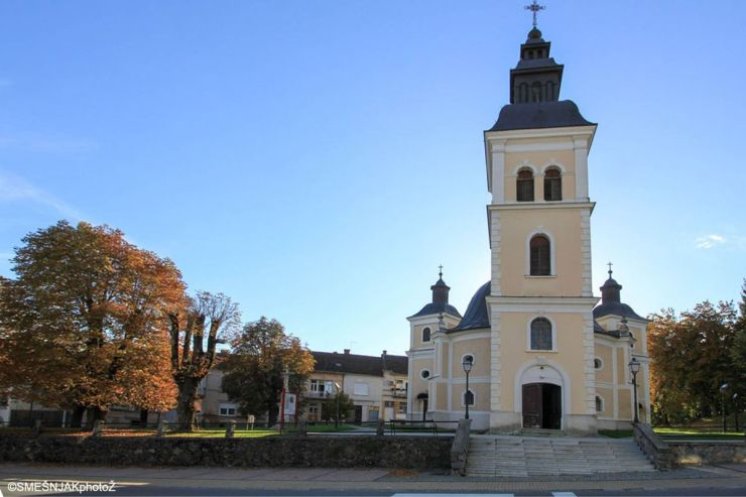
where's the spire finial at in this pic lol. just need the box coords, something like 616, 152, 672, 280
525, 0, 546, 28
438, 264, 443, 279
607, 261, 613, 278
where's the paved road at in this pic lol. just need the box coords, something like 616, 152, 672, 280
2, 463, 746, 497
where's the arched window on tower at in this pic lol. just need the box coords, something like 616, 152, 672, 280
517, 168, 534, 202
530, 317, 553, 350
544, 166, 562, 201
530, 235, 551, 275
531, 81, 543, 102
422, 327, 431, 343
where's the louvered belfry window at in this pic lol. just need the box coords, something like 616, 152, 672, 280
517, 169, 534, 201
544, 167, 562, 201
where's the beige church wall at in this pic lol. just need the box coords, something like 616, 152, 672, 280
435, 382, 448, 410
412, 324, 435, 349
616, 347, 627, 388
618, 387, 632, 420
595, 342, 613, 383
497, 312, 590, 414
503, 149, 577, 202
450, 336, 491, 378
454, 382, 490, 411
409, 358, 433, 399
441, 342, 450, 377
498, 209, 585, 297
596, 387, 612, 417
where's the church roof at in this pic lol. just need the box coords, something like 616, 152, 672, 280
488, 100, 594, 132
312, 350, 407, 377
410, 271, 462, 318
452, 281, 491, 331
411, 302, 462, 319
593, 271, 646, 321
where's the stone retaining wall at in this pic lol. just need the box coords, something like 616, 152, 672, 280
0, 435, 452, 469
668, 441, 746, 466
634, 423, 746, 468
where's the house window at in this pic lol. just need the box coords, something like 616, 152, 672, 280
530, 235, 551, 275
517, 168, 535, 201
422, 327, 431, 343
219, 404, 237, 417
353, 382, 369, 396
544, 167, 562, 201
398, 402, 407, 414
595, 396, 604, 413
310, 380, 327, 395
530, 317, 553, 351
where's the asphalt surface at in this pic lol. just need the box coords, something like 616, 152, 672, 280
1, 463, 746, 497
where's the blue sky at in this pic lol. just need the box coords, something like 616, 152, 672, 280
1, 1, 744, 356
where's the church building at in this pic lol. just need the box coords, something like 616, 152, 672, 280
406, 22, 650, 434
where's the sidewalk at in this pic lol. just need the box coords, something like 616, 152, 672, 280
2, 463, 746, 494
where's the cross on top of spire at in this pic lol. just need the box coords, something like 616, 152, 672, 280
607, 261, 613, 278
438, 265, 443, 279
525, 0, 546, 28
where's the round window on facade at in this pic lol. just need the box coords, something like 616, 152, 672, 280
594, 358, 603, 369
420, 369, 431, 380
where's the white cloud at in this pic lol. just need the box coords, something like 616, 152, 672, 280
0, 172, 84, 221
695, 234, 727, 249
0, 133, 98, 153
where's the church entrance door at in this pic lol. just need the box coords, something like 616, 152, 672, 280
522, 383, 561, 429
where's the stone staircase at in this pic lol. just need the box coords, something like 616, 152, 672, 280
465, 435, 656, 477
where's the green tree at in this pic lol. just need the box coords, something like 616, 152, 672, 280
649, 300, 739, 424
320, 391, 354, 424
0, 221, 184, 427
221, 317, 315, 427
167, 291, 241, 431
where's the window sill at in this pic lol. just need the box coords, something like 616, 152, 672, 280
526, 349, 558, 353
525, 274, 557, 278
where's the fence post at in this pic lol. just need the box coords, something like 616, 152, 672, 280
376, 419, 385, 437
226, 421, 236, 438
91, 419, 104, 437
156, 419, 167, 438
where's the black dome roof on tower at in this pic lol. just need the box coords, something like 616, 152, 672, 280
452, 281, 491, 331
487, 28, 595, 132
593, 270, 646, 321
410, 272, 462, 319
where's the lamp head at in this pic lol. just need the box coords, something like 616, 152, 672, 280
462, 356, 474, 373
628, 357, 640, 374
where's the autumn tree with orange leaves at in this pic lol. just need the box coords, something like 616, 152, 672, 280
0, 221, 184, 427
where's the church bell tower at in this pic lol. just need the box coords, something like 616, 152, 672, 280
483, 10, 600, 432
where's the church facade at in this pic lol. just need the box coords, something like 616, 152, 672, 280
406, 26, 650, 434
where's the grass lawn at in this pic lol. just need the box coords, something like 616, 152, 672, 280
167, 429, 279, 438
598, 429, 633, 438
653, 427, 744, 441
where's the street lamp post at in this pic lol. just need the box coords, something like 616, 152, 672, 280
720, 383, 729, 433
462, 356, 473, 420
628, 357, 640, 424
334, 382, 341, 429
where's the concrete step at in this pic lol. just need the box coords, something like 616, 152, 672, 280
465, 435, 656, 477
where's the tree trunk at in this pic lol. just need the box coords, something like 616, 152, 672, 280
70, 405, 85, 429
84, 406, 106, 430
176, 378, 199, 432
139, 409, 149, 427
